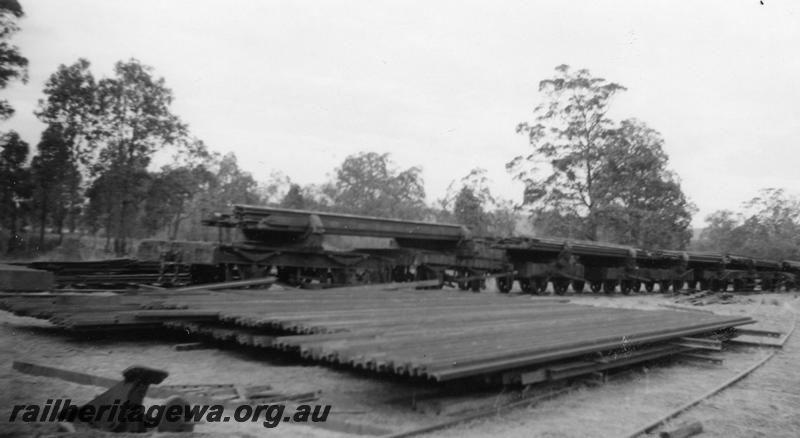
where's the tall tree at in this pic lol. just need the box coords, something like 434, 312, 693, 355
92, 59, 186, 254
0, 130, 30, 251
510, 65, 691, 248
330, 152, 427, 220
35, 59, 98, 231
509, 65, 625, 240
593, 119, 694, 248
0, 0, 28, 121
30, 125, 80, 245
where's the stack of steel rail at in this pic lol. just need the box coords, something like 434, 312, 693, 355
205, 204, 470, 242
0, 286, 753, 382
20, 259, 190, 288
497, 237, 640, 259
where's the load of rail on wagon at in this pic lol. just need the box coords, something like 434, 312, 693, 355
122, 204, 800, 294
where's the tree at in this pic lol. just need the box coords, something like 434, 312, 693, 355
30, 125, 81, 245
530, 209, 586, 240
142, 165, 212, 239
281, 184, 307, 209
453, 186, 487, 234
694, 189, 800, 260
490, 199, 520, 238
510, 65, 692, 248
509, 65, 625, 240
329, 152, 428, 219
92, 59, 186, 254
35, 59, 98, 231
440, 168, 520, 236
0, 0, 28, 121
593, 119, 694, 248
693, 210, 744, 254
213, 152, 261, 206
442, 168, 494, 234
0, 131, 30, 251
171, 152, 262, 241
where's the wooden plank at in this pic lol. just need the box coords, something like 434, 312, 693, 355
13, 360, 118, 388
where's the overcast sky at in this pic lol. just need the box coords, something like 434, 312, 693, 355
4, 0, 799, 226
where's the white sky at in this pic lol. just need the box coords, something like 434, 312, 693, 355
3, 0, 799, 226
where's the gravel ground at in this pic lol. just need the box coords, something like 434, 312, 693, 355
1, 291, 797, 437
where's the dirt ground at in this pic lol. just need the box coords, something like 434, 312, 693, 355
1, 290, 797, 438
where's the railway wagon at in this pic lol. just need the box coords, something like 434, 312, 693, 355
139, 205, 511, 290
130, 204, 800, 294
494, 238, 690, 295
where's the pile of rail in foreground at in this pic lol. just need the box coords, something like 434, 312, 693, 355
0, 285, 754, 383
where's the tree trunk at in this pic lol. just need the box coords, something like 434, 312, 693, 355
8, 204, 18, 253
104, 210, 113, 253
39, 190, 48, 248
170, 199, 185, 240
57, 216, 64, 244
585, 210, 598, 241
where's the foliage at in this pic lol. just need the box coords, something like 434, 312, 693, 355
509, 64, 625, 240
0, 0, 27, 121
91, 59, 187, 254
453, 186, 487, 234
592, 119, 694, 248
693, 189, 800, 260
441, 168, 520, 236
281, 184, 307, 210
0, 130, 30, 250
328, 152, 428, 220
142, 164, 215, 239
30, 125, 81, 244
35, 59, 98, 165
510, 65, 692, 248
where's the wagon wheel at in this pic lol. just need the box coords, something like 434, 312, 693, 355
571, 280, 585, 294
590, 282, 602, 293
631, 280, 642, 294
603, 280, 617, 294
553, 279, 568, 296
496, 276, 513, 293
644, 281, 655, 293
535, 278, 549, 295
456, 270, 469, 291
620, 280, 632, 295
519, 278, 534, 294
469, 279, 482, 293
672, 280, 683, 292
